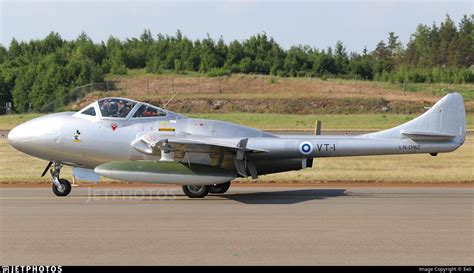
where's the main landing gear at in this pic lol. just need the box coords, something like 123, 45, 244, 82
209, 181, 231, 194
49, 162, 72, 197
182, 181, 231, 198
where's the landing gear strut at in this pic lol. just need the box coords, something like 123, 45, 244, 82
50, 163, 71, 197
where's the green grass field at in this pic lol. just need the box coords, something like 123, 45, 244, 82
0, 138, 72, 183
0, 114, 42, 131
1, 112, 472, 131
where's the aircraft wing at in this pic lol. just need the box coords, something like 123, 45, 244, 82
131, 133, 268, 156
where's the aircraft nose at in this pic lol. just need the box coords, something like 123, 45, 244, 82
8, 122, 31, 147
8, 126, 17, 145
8, 115, 64, 155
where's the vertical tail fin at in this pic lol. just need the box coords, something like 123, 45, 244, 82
366, 93, 466, 145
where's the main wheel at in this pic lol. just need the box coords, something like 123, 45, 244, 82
52, 178, 72, 197
182, 185, 210, 198
209, 182, 231, 194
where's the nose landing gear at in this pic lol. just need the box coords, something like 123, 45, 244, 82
49, 162, 71, 197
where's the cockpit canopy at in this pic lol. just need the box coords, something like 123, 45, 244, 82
76, 97, 179, 120
98, 98, 136, 118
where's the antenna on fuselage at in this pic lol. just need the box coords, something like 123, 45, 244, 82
162, 90, 179, 109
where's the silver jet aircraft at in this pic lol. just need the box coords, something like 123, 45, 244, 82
8, 93, 466, 198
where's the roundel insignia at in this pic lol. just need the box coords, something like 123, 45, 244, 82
299, 141, 313, 155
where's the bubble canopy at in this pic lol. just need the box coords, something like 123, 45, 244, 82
77, 97, 173, 120
98, 98, 137, 118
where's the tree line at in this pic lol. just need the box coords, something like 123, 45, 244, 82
0, 14, 472, 113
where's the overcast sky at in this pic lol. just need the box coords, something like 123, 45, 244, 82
1, 0, 471, 52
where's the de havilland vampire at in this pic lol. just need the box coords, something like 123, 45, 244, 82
8, 93, 466, 198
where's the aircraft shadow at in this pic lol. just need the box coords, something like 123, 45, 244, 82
218, 189, 348, 204
83, 188, 347, 204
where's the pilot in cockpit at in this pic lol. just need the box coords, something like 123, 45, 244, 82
108, 101, 118, 116
100, 99, 111, 116
118, 100, 133, 117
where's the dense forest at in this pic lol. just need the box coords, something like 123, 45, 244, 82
0, 14, 472, 113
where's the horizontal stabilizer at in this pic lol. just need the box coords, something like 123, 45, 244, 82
401, 130, 455, 140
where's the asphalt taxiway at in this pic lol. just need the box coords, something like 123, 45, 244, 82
0, 185, 472, 265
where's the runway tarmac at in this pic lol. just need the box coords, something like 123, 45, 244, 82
0, 185, 472, 265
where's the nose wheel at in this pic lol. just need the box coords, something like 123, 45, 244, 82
52, 178, 72, 196
49, 162, 72, 197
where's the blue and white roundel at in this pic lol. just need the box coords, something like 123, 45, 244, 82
299, 141, 313, 155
